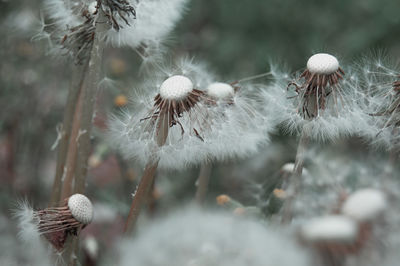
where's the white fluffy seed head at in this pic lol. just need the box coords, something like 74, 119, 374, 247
206, 82, 235, 99
68, 194, 93, 225
301, 215, 358, 244
88, 1, 97, 14
281, 163, 295, 174
159, 75, 194, 100
341, 189, 387, 222
307, 53, 339, 74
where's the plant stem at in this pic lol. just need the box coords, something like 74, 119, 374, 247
124, 114, 169, 234
59, 88, 84, 203
281, 129, 310, 223
74, 17, 106, 195
49, 63, 88, 207
124, 160, 159, 233
195, 163, 212, 205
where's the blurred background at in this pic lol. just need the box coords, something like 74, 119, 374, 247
1, 0, 400, 264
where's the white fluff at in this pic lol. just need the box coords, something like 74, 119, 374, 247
108, 59, 273, 169
117, 208, 310, 266
307, 53, 339, 74
105, 0, 189, 48
11, 201, 53, 265
341, 189, 387, 222
262, 67, 374, 142
301, 215, 358, 243
44, 0, 188, 51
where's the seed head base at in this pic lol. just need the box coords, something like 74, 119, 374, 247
33, 197, 91, 251
288, 67, 345, 119
141, 89, 206, 141
100, 0, 136, 31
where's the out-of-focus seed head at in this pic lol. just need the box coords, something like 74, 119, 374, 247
301, 215, 358, 244
341, 189, 387, 222
68, 194, 93, 225
206, 82, 235, 99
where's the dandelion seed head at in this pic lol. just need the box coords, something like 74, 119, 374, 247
88, 1, 97, 14
117, 208, 310, 266
206, 82, 235, 99
159, 75, 193, 100
105, 0, 189, 49
307, 53, 339, 75
262, 65, 372, 141
301, 215, 358, 244
68, 193, 94, 224
109, 60, 272, 169
341, 189, 387, 222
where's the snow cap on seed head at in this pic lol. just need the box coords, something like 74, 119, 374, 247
307, 53, 339, 75
207, 82, 235, 99
341, 188, 387, 222
301, 215, 358, 244
68, 194, 93, 224
159, 75, 193, 100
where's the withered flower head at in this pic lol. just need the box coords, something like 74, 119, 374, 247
16, 194, 94, 251
288, 53, 345, 119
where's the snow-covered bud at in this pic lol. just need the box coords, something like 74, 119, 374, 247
341, 189, 387, 222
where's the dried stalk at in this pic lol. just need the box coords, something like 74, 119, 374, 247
124, 114, 169, 234
195, 163, 212, 205
281, 129, 310, 223
59, 88, 84, 203
49, 63, 88, 207
74, 16, 106, 195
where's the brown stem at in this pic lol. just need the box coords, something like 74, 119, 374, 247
73, 14, 106, 195
282, 130, 310, 223
50, 63, 88, 207
124, 160, 159, 233
64, 6, 107, 265
124, 114, 169, 234
59, 89, 84, 203
195, 163, 212, 205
